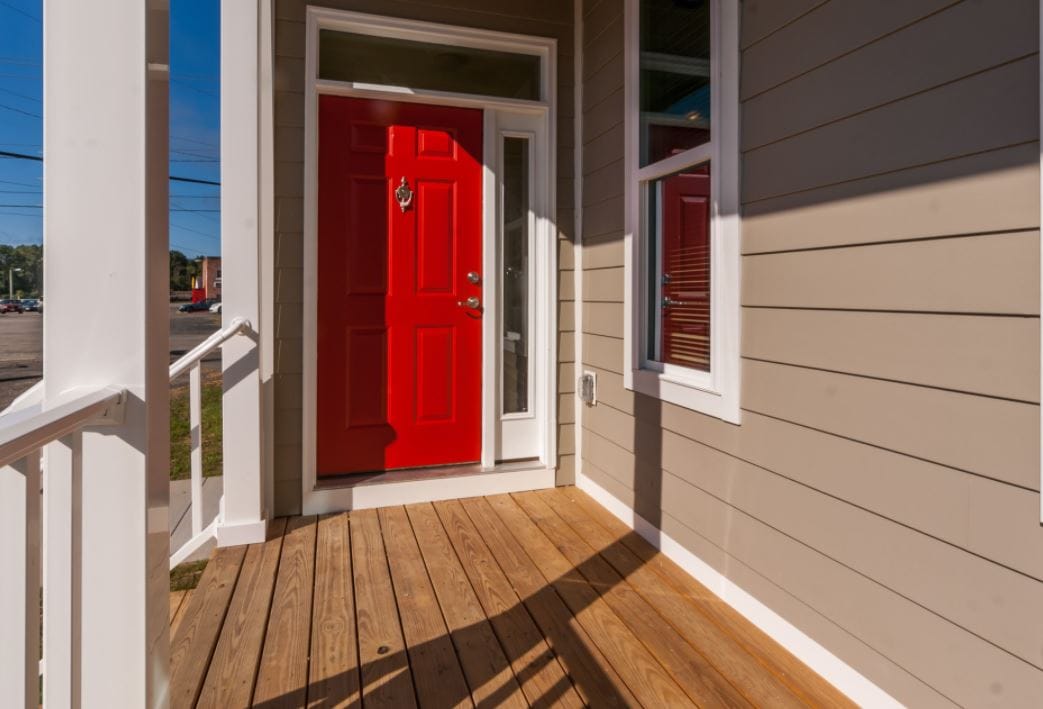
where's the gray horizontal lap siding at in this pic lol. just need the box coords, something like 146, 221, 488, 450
271, 0, 577, 512
578, 0, 1043, 706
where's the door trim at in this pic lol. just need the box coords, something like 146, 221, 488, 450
301, 8, 558, 513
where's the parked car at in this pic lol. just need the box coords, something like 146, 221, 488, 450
0, 298, 25, 313
209, 301, 222, 313
20, 299, 40, 312
177, 299, 216, 313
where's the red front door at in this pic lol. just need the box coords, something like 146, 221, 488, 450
317, 96, 483, 476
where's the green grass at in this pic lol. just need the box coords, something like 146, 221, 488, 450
169, 372, 223, 481
170, 560, 208, 592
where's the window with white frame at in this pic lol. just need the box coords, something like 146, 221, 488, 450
624, 0, 740, 423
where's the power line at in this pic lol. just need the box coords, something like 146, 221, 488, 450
0, 57, 39, 66
171, 134, 219, 149
0, 204, 40, 208
0, 149, 41, 162
0, 1, 41, 24
171, 78, 219, 98
171, 223, 219, 240
170, 175, 220, 186
0, 86, 40, 103
0, 101, 41, 119
171, 147, 219, 159
0, 150, 221, 185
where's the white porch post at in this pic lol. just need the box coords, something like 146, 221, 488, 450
43, 0, 170, 706
218, 0, 268, 546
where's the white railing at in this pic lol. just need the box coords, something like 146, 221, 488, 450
168, 316, 253, 568
0, 317, 253, 705
0, 385, 126, 708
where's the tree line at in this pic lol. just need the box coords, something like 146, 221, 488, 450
0, 244, 42, 298
0, 245, 203, 298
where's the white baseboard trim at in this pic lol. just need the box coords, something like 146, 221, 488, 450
215, 518, 267, 547
575, 470, 901, 708
303, 466, 556, 515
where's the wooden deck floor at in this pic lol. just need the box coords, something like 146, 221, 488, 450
168, 487, 853, 708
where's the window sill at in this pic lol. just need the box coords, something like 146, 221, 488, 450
626, 366, 741, 424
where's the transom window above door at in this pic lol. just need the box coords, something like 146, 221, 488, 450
624, 0, 741, 424
317, 28, 545, 102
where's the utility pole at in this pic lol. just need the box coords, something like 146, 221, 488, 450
8, 267, 21, 299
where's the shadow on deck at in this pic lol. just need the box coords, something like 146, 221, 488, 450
168, 487, 852, 708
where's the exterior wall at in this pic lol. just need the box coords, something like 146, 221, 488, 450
271, 0, 576, 515
201, 256, 221, 301
577, 0, 1043, 706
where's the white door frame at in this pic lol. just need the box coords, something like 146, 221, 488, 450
301, 8, 558, 513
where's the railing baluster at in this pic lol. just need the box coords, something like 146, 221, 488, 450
44, 431, 83, 708
0, 451, 41, 709
190, 362, 204, 536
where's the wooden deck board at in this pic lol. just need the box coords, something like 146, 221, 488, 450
406, 502, 528, 708
350, 508, 418, 708
167, 488, 852, 708
539, 487, 808, 708
198, 517, 287, 708
253, 516, 318, 707
170, 590, 188, 624
378, 505, 474, 709
484, 493, 698, 708
459, 495, 639, 707
561, 486, 856, 709
513, 491, 753, 708
171, 588, 193, 637
170, 544, 247, 708
307, 513, 361, 708
434, 499, 585, 709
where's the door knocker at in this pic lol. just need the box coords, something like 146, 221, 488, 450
395, 177, 414, 213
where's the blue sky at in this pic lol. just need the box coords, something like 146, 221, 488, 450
0, 0, 221, 257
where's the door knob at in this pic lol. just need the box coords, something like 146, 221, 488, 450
457, 296, 481, 310
661, 296, 685, 308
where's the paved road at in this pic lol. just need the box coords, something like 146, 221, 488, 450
0, 304, 222, 410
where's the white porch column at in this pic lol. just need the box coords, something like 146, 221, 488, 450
218, 0, 269, 546
43, 1, 170, 706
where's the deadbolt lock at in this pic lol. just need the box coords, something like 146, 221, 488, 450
466, 271, 481, 284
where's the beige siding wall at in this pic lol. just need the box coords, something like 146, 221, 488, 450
271, 0, 575, 514
578, 0, 1043, 706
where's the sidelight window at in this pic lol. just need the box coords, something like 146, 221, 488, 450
625, 0, 741, 423
501, 136, 531, 415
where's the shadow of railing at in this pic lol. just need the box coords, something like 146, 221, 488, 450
245, 491, 772, 709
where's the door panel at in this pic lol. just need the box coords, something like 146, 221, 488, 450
416, 181, 455, 293
318, 95, 483, 476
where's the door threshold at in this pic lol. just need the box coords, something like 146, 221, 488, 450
316, 459, 540, 490
304, 460, 555, 514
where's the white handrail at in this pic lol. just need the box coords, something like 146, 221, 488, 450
0, 386, 126, 469
169, 316, 252, 380
168, 315, 254, 569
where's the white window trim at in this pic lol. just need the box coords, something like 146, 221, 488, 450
622, 0, 741, 424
